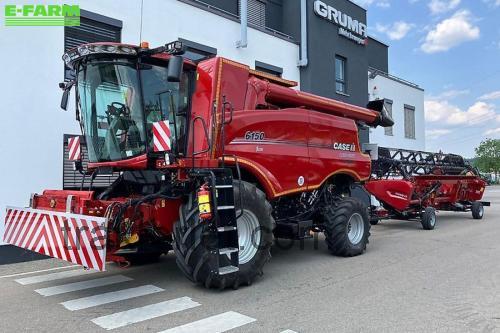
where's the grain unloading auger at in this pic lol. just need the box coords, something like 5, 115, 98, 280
365, 147, 489, 230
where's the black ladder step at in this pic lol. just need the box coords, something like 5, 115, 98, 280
218, 265, 239, 275
217, 205, 235, 210
215, 185, 233, 189
217, 226, 237, 232
219, 247, 238, 255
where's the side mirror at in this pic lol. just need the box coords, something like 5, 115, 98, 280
167, 55, 183, 82
60, 89, 70, 111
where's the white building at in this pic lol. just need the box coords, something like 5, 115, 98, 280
368, 67, 426, 151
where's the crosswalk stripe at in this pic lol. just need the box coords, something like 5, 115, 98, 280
91, 296, 201, 330
35, 275, 132, 296
61, 285, 164, 311
158, 311, 257, 333
14, 268, 95, 285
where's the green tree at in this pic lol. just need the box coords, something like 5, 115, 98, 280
474, 139, 500, 182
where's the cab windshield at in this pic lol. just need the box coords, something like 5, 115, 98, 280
77, 58, 190, 162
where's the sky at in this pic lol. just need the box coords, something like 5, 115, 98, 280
352, 0, 500, 158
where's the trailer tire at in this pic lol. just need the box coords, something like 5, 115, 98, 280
421, 207, 436, 230
471, 202, 484, 220
173, 180, 274, 289
323, 197, 371, 257
370, 218, 379, 225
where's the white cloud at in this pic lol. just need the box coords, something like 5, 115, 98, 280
426, 129, 452, 139
376, 21, 414, 40
425, 100, 496, 125
484, 128, 500, 137
353, 0, 391, 8
429, 89, 470, 100
482, 0, 500, 7
479, 91, 500, 101
421, 10, 480, 53
428, 0, 461, 15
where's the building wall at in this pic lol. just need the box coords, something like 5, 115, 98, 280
367, 37, 389, 73
368, 75, 426, 151
0, 0, 299, 244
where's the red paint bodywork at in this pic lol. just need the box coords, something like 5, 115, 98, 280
365, 175, 486, 213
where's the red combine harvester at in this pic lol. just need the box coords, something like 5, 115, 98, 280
365, 147, 489, 230
4, 41, 397, 289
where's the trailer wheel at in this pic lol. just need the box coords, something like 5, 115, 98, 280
421, 207, 437, 230
323, 197, 371, 257
471, 202, 484, 220
370, 218, 379, 225
173, 180, 274, 289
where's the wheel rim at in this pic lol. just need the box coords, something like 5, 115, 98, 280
479, 206, 484, 217
429, 213, 436, 226
347, 213, 365, 245
237, 209, 261, 265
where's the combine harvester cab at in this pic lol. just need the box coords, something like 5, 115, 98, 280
365, 147, 490, 230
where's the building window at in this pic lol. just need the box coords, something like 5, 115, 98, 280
404, 104, 416, 139
255, 60, 283, 77
335, 55, 347, 94
179, 38, 217, 61
384, 100, 394, 136
64, 10, 122, 80
241, 0, 266, 28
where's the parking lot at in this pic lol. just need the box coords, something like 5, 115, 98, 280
0, 186, 499, 333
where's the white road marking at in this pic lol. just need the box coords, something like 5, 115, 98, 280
281, 330, 299, 333
0, 265, 78, 279
91, 296, 201, 330
158, 311, 257, 333
61, 285, 164, 311
35, 275, 132, 296
14, 268, 94, 285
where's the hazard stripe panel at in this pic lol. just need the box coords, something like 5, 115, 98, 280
153, 120, 171, 152
91, 297, 201, 330
68, 136, 81, 161
4, 207, 108, 271
158, 311, 257, 333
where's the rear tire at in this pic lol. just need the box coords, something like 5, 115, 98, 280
323, 197, 371, 257
471, 202, 484, 220
173, 180, 274, 289
421, 207, 436, 230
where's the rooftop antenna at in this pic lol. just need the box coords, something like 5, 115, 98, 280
139, 0, 144, 44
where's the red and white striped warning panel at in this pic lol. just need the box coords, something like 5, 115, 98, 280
153, 120, 171, 152
68, 136, 81, 161
4, 207, 108, 271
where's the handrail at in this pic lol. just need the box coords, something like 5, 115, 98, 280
190, 116, 211, 170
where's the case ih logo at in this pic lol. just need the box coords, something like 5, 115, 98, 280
333, 142, 356, 152
4, 4, 80, 26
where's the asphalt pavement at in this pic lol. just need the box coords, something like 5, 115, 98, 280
1, 186, 499, 333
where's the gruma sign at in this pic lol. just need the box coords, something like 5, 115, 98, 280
313, 0, 368, 46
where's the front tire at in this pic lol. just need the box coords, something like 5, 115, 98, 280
421, 207, 436, 230
173, 180, 274, 289
471, 202, 484, 220
323, 197, 371, 257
